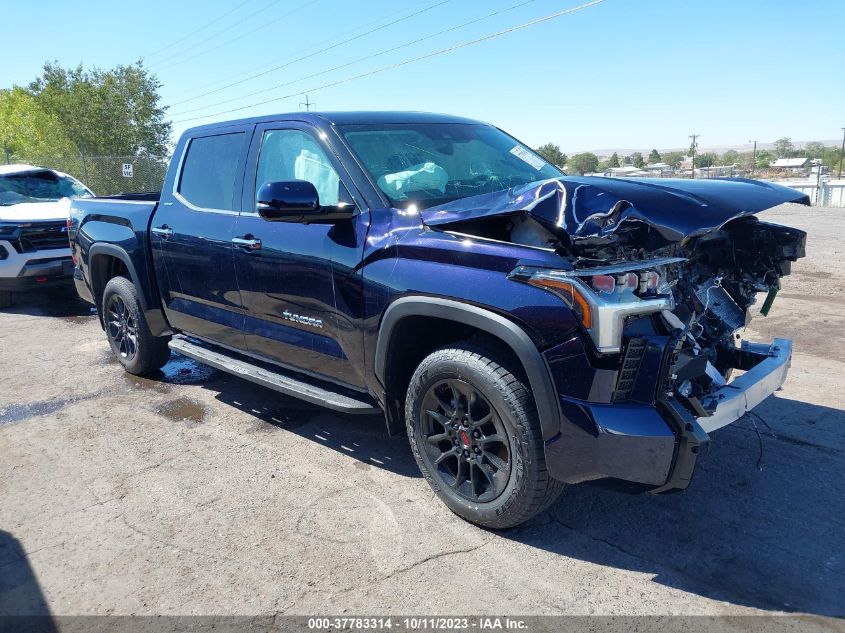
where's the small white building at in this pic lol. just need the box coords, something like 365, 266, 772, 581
771, 157, 809, 172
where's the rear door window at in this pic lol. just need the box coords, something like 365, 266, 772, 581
178, 133, 244, 211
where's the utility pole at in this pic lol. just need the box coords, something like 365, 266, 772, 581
748, 139, 757, 177
689, 134, 699, 179
299, 94, 316, 111
839, 127, 845, 180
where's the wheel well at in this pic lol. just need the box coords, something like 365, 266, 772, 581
90, 254, 129, 309
382, 315, 526, 434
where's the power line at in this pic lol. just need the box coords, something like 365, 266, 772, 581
161, 0, 319, 70
173, 0, 607, 124
143, 0, 255, 59
171, 0, 537, 117
151, 0, 285, 68
168, 0, 452, 107
172, 1, 439, 102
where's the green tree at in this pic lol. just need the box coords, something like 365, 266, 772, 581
631, 151, 645, 168
663, 151, 684, 169
648, 149, 661, 163
27, 60, 171, 157
535, 143, 567, 168
773, 137, 794, 159
756, 149, 772, 168
0, 87, 76, 157
567, 152, 599, 175
804, 141, 824, 159
694, 152, 717, 168
720, 150, 740, 165
608, 152, 620, 168
821, 145, 842, 170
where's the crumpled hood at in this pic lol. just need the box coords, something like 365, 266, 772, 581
0, 198, 72, 223
420, 177, 810, 246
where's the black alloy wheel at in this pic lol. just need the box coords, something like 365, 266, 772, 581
106, 294, 138, 360
419, 378, 511, 503
101, 276, 170, 375
405, 343, 565, 529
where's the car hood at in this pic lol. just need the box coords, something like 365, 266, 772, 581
0, 198, 72, 223
419, 177, 810, 247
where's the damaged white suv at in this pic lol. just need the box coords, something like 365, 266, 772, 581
0, 164, 93, 308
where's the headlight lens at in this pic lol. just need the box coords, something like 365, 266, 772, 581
509, 260, 681, 353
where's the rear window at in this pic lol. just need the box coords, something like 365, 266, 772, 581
178, 133, 244, 210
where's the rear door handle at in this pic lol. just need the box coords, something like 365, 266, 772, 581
151, 225, 174, 238
232, 236, 262, 250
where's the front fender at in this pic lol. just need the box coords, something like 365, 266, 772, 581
374, 296, 563, 442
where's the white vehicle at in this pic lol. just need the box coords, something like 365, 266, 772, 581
0, 164, 93, 308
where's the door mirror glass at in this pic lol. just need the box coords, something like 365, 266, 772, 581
257, 180, 355, 223
257, 180, 319, 220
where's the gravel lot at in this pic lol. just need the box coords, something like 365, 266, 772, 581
0, 204, 843, 618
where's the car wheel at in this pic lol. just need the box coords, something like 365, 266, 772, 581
0, 291, 12, 309
102, 276, 170, 375
405, 343, 565, 529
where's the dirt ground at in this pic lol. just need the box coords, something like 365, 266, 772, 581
0, 203, 843, 618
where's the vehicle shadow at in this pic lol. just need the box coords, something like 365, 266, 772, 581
0, 286, 95, 320
146, 352, 844, 616
506, 396, 845, 617
210, 374, 421, 478
0, 530, 57, 629
141, 353, 420, 478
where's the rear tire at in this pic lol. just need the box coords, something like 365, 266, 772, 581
405, 342, 565, 529
0, 291, 12, 309
102, 276, 170, 375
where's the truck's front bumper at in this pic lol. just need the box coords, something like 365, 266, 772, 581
697, 338, 792, 433
544, 337, 793, 493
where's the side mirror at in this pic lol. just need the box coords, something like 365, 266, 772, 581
257, 180, 319, 221
256, 180, 355, 223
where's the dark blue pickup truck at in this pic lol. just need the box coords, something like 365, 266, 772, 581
69, 112, 808, 528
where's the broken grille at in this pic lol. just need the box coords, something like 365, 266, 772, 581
614, 337, 647, 402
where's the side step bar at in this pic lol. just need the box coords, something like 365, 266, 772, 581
169, 335, 380, 415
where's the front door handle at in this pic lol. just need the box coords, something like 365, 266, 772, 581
151, 225, 174, 238
232, 236, 262, 250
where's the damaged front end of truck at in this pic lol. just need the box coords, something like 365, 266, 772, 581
421, 176, 809, 491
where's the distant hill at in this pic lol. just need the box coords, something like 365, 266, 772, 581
574, 139, 841, 158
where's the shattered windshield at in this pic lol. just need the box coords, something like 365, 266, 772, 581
338, 123, 563, 209
0, 170, 92, 206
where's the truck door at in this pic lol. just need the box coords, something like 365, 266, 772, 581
150, 128, 250, 350
232, 122, 369, 389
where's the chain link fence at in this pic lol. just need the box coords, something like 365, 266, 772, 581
4, 154, 169, 196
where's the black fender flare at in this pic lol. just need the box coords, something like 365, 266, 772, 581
87, 243, 172, 336
88, 243, 146, 309
374, 296, 561, 442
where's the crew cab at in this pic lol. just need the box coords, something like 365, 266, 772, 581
69, 112, 808, 528
0, 164, 93, 308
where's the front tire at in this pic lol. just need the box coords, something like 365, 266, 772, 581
405, 343, 565, 529
102, 276, 170, 375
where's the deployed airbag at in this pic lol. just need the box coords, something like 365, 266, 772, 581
378, 162, 448, 199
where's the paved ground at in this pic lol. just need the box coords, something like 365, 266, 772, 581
0, 204, 843, 617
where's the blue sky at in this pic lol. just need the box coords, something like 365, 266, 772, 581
3, 0, 844, 152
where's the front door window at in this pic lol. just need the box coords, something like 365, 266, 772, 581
255, 129, 344, 207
